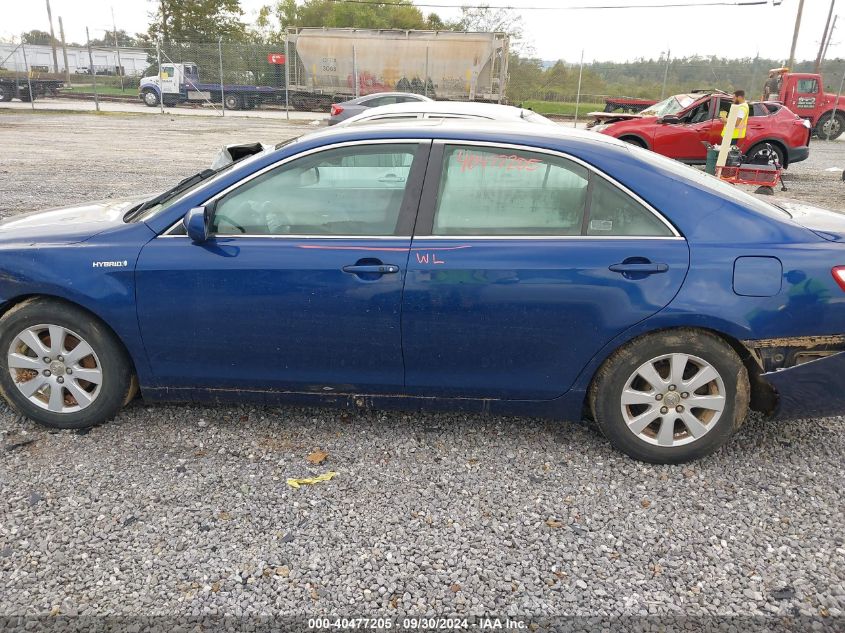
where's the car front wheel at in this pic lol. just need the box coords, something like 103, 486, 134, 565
0, 298, 132, 429
590, 329, 749, 463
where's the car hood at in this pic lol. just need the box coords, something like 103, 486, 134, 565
0, 196, 147, 245
776, 199, 845, 242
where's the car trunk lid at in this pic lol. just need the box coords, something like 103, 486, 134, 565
776, 200, 845, 242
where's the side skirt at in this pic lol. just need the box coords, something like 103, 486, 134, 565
139, 386, 587, 421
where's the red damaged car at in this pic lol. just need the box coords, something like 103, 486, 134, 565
590, 92, 812, 166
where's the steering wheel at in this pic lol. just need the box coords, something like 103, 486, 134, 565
214, 213, 246, 234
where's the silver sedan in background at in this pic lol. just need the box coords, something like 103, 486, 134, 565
328, 92, 433, 125
335, 100, 558, 127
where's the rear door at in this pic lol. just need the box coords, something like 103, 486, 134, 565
401, 142, 690, 400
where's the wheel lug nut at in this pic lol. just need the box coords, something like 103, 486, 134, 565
676, 405, 684, 413
57, 356, 64, 362
43, 370, 51, 377
66, 368, 72, 375
57, 377, 64, 384
660, 406, 668, 414
681, 392, 689, 399
43, 357, 50, 363
655, 393, 663, 401
668, 384, 676, 391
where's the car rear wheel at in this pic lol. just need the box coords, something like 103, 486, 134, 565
620, 136, 646, 148
0, 298, 132, 429
746, 142, 784, 167
589, 329, 749, 463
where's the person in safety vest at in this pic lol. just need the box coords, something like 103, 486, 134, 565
719, 89, 749, 146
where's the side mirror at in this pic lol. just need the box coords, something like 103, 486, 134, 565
183, 206, 210, 243
659, 115, 682, 125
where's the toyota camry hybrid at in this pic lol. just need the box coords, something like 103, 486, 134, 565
1, 121, 843, 463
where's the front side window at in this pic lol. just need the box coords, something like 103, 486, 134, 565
797, 79, 818, 93
211, 144, 417, 236
432, 145, 673, 238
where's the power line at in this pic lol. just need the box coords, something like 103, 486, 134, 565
325, 0, 768, 10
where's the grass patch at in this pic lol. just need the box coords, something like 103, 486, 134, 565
61, 85, 137, 97
520, 99, 605, 116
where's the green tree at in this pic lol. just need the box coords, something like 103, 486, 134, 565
259, 0, 438, 41
88, 30, 144, 48
148, 0, 247, 43
21, 30, 53, 46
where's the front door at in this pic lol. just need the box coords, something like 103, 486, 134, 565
159, 64, 180, 96
652, 97, 719, 161
135, 141, 429, 394
786, 75, 820, 119
401, 143, 690, 400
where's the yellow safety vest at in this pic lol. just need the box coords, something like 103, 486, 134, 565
722, 102, 750, 139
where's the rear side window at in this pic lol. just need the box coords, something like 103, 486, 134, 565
588, 176, 673, 236
432, 145, 673, 237
433, 146, 589, 236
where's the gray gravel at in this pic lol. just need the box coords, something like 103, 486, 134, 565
0, 111, 844, 625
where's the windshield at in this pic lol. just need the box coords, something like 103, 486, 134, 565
640, 94, 699, 117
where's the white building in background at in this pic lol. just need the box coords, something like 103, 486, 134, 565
0, 42, 149, 76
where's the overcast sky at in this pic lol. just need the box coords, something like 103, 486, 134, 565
1, 0, 842, 64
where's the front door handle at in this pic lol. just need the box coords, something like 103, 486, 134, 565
609, 262, 669, 274
342, 264, 400, 274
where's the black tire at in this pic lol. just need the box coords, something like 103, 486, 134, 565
620, 136, 646, 148
18, 88, 33, 103
142, 89, 160, 107
589, 329, 749, 464
815, 112, 844, 140
0, 85, 12, 102
224, 93, 243, 110
0, 298, 133, 429
746, 142, 785, 167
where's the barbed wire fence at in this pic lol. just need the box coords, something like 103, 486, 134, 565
1, 33, 844, 124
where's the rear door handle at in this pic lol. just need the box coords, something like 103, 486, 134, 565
609, 262, 669, 274
342, 264, 400, 274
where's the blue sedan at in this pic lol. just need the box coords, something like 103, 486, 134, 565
1, 121, 843, 463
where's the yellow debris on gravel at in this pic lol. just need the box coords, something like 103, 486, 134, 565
286, 471, 338, 489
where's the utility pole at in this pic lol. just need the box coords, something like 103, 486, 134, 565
58, 16, 70, 84
788, 0, 805, 69
815, 0, 836, 73
86, 27, 100, 112
111, 7, 125, 91
821, 15, 838, 67
661, 49, 671, 100
45, 0, 59, 74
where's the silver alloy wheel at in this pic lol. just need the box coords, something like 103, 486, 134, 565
143, 91, 159, 106
620, 353, 726, 447
7, 324, 103, 413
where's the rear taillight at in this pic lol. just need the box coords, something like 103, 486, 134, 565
330, 104, 343, 116
831, 267, 845, 291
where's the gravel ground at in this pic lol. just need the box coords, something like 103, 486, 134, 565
0, 111, 844, 628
